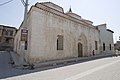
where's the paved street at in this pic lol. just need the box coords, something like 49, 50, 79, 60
0, 51, 35, 79
1, 51, 120, 80
65, 57, 120, 80
76, 58, 120, 80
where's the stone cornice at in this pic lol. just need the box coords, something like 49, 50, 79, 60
31, 3, 98, 30
26, 2, 99, 31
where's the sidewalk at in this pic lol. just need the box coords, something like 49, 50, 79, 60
9, 51, 119, 70
0, 51, 119, 79
33, 52, 118, 69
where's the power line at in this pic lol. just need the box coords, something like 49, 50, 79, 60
0, 0, 14, 7
21, 0, 25, 6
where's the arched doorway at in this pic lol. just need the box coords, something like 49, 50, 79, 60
78, 33, 88, 56
78, 43, 83, 57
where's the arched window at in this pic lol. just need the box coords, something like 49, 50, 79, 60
95, 41, 98, 50
103, 43, 105, 51
110, 44, 111, 50
57, 35, 63, 50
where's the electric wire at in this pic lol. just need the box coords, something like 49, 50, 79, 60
21, 0, 25, 6
0, 0, 14, 6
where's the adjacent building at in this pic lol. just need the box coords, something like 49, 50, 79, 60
0, 25, 17, 51
14, 2, 114, 65
96, 24, 114, 53
114, 41, 120, 51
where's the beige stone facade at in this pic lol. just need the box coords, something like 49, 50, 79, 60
14, 2, 114, 65
0, 25, 17, 51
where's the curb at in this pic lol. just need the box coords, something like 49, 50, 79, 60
33, 53, 118, 69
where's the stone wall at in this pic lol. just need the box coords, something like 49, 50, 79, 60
26, 4, 99, 63
14, 2, 115, 64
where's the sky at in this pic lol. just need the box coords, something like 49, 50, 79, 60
0, 0, 120, 43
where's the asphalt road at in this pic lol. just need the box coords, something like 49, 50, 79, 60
2, 53, 120, 80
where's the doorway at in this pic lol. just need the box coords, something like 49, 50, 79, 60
78, 43, 83, 57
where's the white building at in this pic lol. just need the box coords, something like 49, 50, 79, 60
96, 24, 114, 53
14, 2, 114, 65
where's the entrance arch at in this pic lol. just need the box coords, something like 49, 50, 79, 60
78, 43, 83, 57
78, 33, 88, 57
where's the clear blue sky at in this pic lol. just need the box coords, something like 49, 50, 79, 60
0, 0, 120, 43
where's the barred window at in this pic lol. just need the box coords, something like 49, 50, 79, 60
103, 43, 105, 51
110, 44, 111, 50
95, 41, 98, 50
57, 35, 63, 50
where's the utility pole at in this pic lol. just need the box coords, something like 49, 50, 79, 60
20, 0, 29, 66
24, 0, 28, 27
20, 0, 29, 41
21, 0, 29, 27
